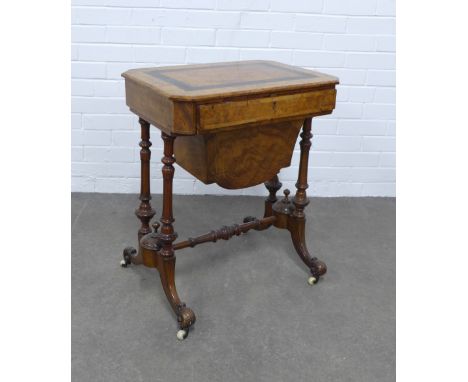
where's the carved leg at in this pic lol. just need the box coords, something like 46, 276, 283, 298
289, 218, 327, 283
157, 132, 196, 340
157, 255, 196, 340
121, 118, 156, 267
289, 118, 327, 283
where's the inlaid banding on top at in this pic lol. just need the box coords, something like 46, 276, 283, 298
147, 61, 317, 91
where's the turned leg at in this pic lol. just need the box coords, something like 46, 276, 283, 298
157, 132, 195, 340
264, 175, 282, 218
243, 174, 281, 229
289, 118, 327, 283
122, 118, 156, 266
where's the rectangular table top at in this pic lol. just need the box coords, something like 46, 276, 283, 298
123, 60, 338, 102
122, 60, 338, 135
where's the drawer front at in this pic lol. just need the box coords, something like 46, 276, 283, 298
198, 88, 336, 132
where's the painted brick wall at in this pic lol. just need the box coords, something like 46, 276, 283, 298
71, 0, 395, 196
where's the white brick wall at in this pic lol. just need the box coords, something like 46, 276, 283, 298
71, 0, 395, 197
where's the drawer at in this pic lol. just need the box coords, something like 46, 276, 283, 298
197, 88, 336, 132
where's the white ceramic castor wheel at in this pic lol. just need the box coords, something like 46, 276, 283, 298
176, 329, 188, 340
120, 259, 127, 268
308, 276, 317, 285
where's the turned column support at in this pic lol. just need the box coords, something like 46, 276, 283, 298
122, 118, 156, 266
157, 132, 195, 337
264, 174, 282, 218
136, 118, 156, 240
159, 132, 178, 254
293, 118, 312, 218
273, 117, 327, 282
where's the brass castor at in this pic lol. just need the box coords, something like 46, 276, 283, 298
121, 246, 137, 267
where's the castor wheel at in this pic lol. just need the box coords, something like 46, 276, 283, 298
121, 246, 136, 267
176, 328, 189, 340
308, 276, 318, 285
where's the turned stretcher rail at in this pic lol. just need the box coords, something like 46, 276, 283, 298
173, 216, 276, 251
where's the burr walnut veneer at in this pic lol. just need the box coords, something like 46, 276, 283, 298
119, 61, 338, 340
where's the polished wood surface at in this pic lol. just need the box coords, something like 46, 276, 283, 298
123, 60, 338, 101
174, 119, 302, 189
122, 118, 156, 268
124, 60, 337, 188
123, 60, 338, 135
197, 88, 336, 132
121, 61, 338, 339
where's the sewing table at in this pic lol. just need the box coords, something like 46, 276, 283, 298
119, 60, 338, 340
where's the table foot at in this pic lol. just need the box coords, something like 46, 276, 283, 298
289, 218, 327, 282
271, 189, 327, 283
120, 246, 141, 267
155, 252, 196, 336
176, 304, 196, 332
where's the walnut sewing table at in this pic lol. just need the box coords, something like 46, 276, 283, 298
119, 61, 338, 340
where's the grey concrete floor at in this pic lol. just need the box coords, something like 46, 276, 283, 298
72, 193, 395, 382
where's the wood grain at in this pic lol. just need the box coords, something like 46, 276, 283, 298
123, 60, 338, 135
198, 88, 336, 132
123, 60, 338, 102
174, 120, 303, 189
120, 61, 338, 338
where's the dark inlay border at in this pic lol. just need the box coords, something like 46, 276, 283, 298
147, 61, 317, 91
